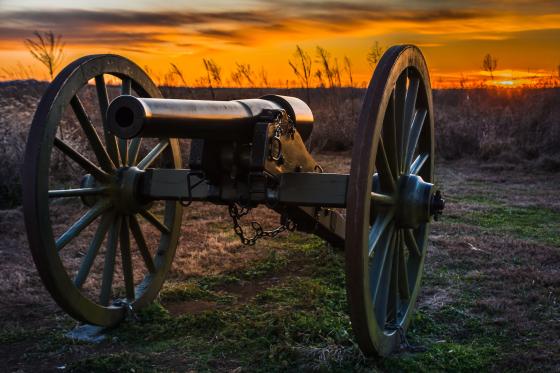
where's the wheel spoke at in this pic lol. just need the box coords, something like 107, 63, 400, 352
405, 78, 420, 112
95, 74, 120, 166
371, 192, 395, 205
410, 153, 429, 175
398, 231, 410, 300
56, 200, 111, 251
387, 233, 400, 323
376, 138, 396, 192
370, 223, 395, 296
74, 212, 114, 288
129, 215, 156, 273
118, 140, 128, 166
54, 137, 110, 182
382, 94, 399, 179
404, 108, 427, 172
49, 187, 107, 198
118, 79, 130, 166
120, 217, 135, 301
373, 229, 396, 326
368, 209, 395, 257
403, 78, 420, 167
70, 95, 115, 172
394, 73, 407, 173
137, 140, 169, 170
100, 215, 122, 306
139, 209, 170, 234
121, 77, 132, 95
404, 229, 421, 257
127, 139, 142, 166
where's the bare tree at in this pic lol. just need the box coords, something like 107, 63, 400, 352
24, 31, 65, 80
482, 54, 498, 80
168, 63, 195, 97
344, 56, 356, 119
235, 63, 254, 87
229, 63, 254, 88
169, 63, 187, 86
333, 58, 342, 87
259, 66, 270, 88
203, 58, 222, 99
315, 70, 325, 88
316, 46, 335, 88
459, 73, 467, 89
231, 71, 243, 88
288, 45, 313, 103
367, 41, 384, 70
343, 56, 354, 87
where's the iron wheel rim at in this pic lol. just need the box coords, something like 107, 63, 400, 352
23, 54, 183, 326
345, 45, 435, 356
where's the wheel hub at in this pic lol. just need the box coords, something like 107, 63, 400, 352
395, 175, 433, 229
110, 166, 147, 215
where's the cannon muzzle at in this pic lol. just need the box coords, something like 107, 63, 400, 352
107, 94, 313, 141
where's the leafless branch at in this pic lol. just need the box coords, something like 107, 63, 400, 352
24, 31, 65, 80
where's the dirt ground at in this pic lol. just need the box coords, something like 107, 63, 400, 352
0, 154, 559, 372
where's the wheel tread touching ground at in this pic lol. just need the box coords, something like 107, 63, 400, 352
345, 45, 435, 356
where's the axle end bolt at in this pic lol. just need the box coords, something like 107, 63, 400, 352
430, 190, 445, 221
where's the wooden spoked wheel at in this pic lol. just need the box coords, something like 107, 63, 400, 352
23, 55, 183, 326
345, 45, 435, 356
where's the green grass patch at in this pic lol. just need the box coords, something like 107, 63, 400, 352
0, 324, 31, 344
7, 223, 529, 371
449, 194, 560, 246
159, 281, 219, 303
467, 205, 559, 246
104, 236, 507, 371
384, 341, 498, 373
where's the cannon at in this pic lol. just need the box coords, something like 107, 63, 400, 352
23, 45, 444, 356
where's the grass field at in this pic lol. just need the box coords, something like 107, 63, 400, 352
0, 80, 558, 371
1, 153, 558, 372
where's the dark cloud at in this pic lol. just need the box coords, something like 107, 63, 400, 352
0, 9, 270, 29
196, 28, 239, 39
0, 1, 556, 49
292, 1, 485, 22
0, 8, 274, 47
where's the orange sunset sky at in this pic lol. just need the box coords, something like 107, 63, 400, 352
0, 0, 559, 88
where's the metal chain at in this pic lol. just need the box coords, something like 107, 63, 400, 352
268, 110, 295, 162
228, 203, 295, 246
227, 109, 297, 245
272, 109, 295, 138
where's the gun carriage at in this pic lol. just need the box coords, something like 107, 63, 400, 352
23, 45, 444, 356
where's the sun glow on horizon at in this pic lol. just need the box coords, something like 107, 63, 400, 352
0, 1, 559, 89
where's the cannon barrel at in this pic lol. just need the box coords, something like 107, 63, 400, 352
107, 94, 313, 141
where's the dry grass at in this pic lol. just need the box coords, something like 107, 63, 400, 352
1, 80, 559, 209
435, 88, 560, 168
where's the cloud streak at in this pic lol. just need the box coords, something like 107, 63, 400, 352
2, 1, 557, 51
0, 0, 559, 85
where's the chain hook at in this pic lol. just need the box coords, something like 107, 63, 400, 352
228, 203, 295, 245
